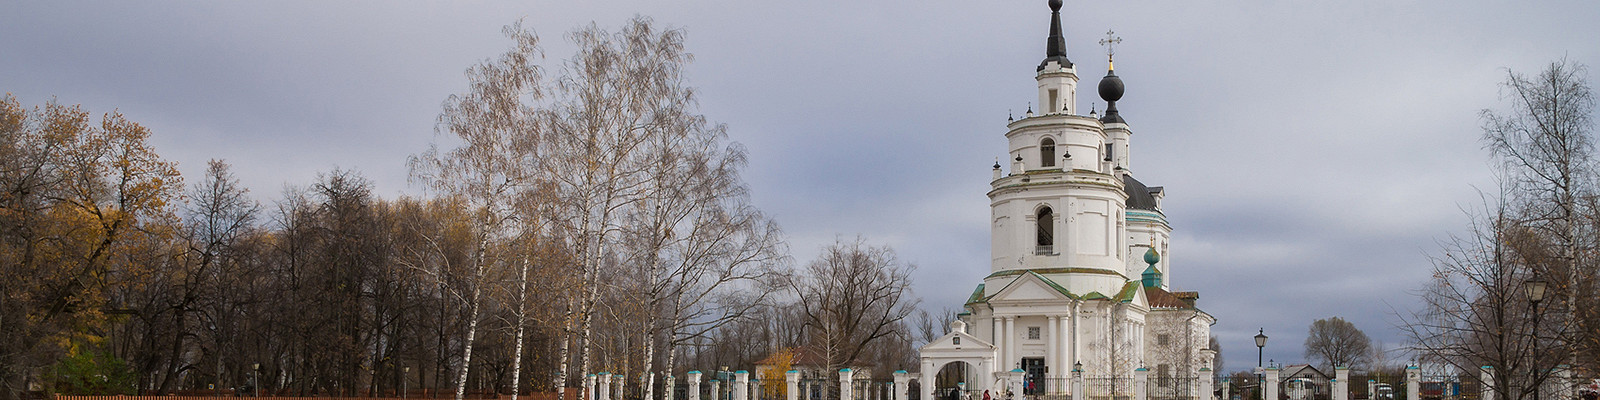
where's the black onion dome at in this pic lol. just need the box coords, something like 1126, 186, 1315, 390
1098, 71, 1124, 102
1099, 69, 1126, 124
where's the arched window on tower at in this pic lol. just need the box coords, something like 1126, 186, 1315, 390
1036, 206, 1054, 255
1040, 138, 1057, 167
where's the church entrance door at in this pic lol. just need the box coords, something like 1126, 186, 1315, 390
1022, 358, 1046, 395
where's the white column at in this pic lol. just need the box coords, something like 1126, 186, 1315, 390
1368, 380, 1376, 400
1059, 315, 1071, 379
1405, 366, 1419, 400
711, 380, 721, 400
1221, 376, 1232, 400
1479, 367, 1494, 400
840, 369, 855, 400
1264, 368, 1279, 400
1199, 368, 1214, 400
922, 362, 936, 400
1047, 315, 1059, 380
1134, 368, 1149, 400
993, 316, 1002, 344
734, 371, 749, 400
688, 372, 702, 400
1069, 303, 1080, 374
1004, 316, 1016, 371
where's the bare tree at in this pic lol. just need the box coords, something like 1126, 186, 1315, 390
788, 237, 919, 386
914, 307, 958, 346
1480, 58, 1597, 372
1302, 317, 1371, 371
410, 20, 544, 400
1400, 185, 1568, 400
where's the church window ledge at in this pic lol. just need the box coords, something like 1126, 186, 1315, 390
1034, 245, 1055, 255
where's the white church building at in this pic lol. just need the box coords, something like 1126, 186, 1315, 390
918, 1, 1215, 399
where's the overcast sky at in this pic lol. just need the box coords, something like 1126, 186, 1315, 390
4, 1, 1598, 373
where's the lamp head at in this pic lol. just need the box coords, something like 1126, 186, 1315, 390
1254, 328, 1268, 348
1527, 277, 1548, 303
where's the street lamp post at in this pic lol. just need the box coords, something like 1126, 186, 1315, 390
404, 366, 411, 399
1255, 329, 1268, 400
1527, 278, 1547, 400
252, 364, 260, 397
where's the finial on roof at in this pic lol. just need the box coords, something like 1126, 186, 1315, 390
1038, 0, 1072, 71
1099, 30, 1122, 71
1141, 246, 1162, 288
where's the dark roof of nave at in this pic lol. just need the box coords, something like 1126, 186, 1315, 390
1122, 174, 1159, 211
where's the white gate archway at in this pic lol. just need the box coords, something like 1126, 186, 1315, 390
918, 320, 998, 400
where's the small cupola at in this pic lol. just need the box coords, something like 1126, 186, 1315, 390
1141, 246, 1162, 288
1098, 63, 1125, 124
1097, 31, 1126, 124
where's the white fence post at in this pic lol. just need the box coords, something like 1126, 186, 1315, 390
1200, 368, 1214, 400
893, 371, 910, 400
586, 375, 598, 400
1135, 368, 1149, 400
1404, 366, 1419, 400
736, 371, 750, 400
1479, 366, 1494, 400
1335, 367, 1349, 400
712, 380, 722, 400
786, 371, 799, 400
667, 374, 676, 400
689, 372, 703, 400
1264, 367, 1279, 400
1009, 369, 1024, 399
1072, 365, 1084, 400
600, 373, 613, 400
616, 375, 626, 400
840, 369, 855, 400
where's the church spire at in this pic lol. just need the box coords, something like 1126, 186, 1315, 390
1038, 0, 1072, 71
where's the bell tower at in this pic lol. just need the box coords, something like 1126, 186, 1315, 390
988, 0, 1127, 298
1036, 0, 1078, 115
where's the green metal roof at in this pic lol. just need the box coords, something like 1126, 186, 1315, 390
1027, 271, 1080, 299
1113, 281, 1141, 303
984, 267, 1127, 280
965, 283, 988, 304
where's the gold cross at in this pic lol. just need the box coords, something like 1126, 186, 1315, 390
1098, 30, 1122, 64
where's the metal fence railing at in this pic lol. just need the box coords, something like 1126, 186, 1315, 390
1082, 376, 1135, 400
1147, 377, 1199, 400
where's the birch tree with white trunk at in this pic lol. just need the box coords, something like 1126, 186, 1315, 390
409, 21, 544, 400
